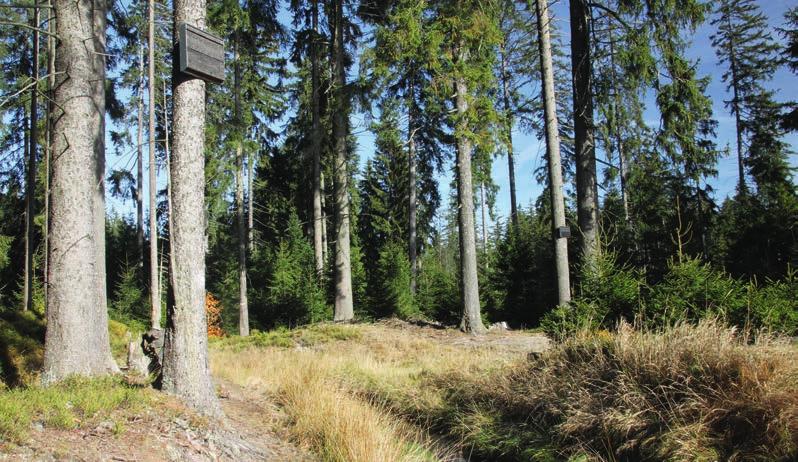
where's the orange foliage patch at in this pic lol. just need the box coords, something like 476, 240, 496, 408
206, 293, 225, 338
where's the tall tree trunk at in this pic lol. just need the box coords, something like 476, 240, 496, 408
234, 38, 249, 336
480, 182, 488, 250
148, 0, 160, 329
569, 0, 599, 261
137, 43, 145, 265
43, 0, 54, 307
311, 0, 324, 279
320, 171, 328, 265
331, 0, 353, 321
536, 0, 571, 305
499, 39, 519, 229
247, 151, 253, 250
160, 80, 175, 314
43, 0, 118, 383
24, 1, 40, 312
407, 98, 417, 295
161, 0, 220, 415
454, 52, 486, 335
608, 21, 630, 223
236, 143, 248, 335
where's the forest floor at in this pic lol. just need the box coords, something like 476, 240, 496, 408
1, 376, 314, 461
1, 319, 548, 461
6, 319, 792, 461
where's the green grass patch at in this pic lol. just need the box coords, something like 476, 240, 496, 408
0, 310, 45, 387
212, 323, 361, 351
108, 318, 149, 365
0, 376, 152, 444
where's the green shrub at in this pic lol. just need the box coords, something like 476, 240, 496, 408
542, 251, 644, 337
646, 256, 748, 326
109, 264, 148, 323
415, 252, 460, 325
264, 212, 329, 327
748, 268, 798, 335
372, 241, 416, 319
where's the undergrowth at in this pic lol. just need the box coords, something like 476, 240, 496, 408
0, 376, 153, 445
211, 322, 361, 350
393, 321, 798, 461
218, 321, 798, 461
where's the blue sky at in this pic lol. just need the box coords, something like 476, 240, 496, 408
107, 0, 797, 228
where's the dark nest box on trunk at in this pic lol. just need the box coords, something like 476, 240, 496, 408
178, 23, 225, 84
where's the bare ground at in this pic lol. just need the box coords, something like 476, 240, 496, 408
1, 379, 314, 462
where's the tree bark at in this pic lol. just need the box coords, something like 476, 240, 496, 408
499, 39, 519, 230
569, 0, 599, 261
407, 99, 417, 295
247, 151, 253, 250
161, 0, 220, 416
234, 38, 249, 336
148, 0, 160, 329
311, 0, 324, 279
320, 171, 328, 265
137, 43, 145, 265
24, 0, 39, 312
454, 55, 486, 335
480, 181, 487, 250
43, 0, 54, 307
43, 0, 118, 383
536, 0, 571, 306
331, 0, 353, 321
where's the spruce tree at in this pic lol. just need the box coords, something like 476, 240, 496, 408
711, 0, 781, 192
431, 0, 501, 333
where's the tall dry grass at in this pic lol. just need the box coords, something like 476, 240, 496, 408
212, 321, 798, 461
210, 326, 472, 462
454, 321, 798, 460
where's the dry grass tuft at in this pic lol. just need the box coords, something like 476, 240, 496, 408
211, 324, 454, 462
213, 321, 797, 461
462, 320, 798, 460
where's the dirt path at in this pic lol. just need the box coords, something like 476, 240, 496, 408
374, 318, 551, 353
2, 379, 313, 461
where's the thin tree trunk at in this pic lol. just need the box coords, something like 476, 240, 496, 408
499, 39, 518, 229
331, 0, 353, 321
162, 79, 173, 318
311, 0, 324, 279
236, 143, 248, 335
43, 0, 53, 308
407, 98, 417, 295
161, 0, 220, 415
608, 21, 629, 223
162, 80, 170, 301
247, 151, 253, 250
454, 49, 486, 335
234, 37, 249, 336
569, 0, 599, 261
24, 0, 39, 312
137, 43, 145, 265
536, 0, 571, 305
148, 0, 160, 329
480, 181, 487, 250
320, 171, 328, 265
43, 0, 117, 383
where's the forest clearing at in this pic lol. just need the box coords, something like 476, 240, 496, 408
1, 319, 796, 460
1, 0, 797, 459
